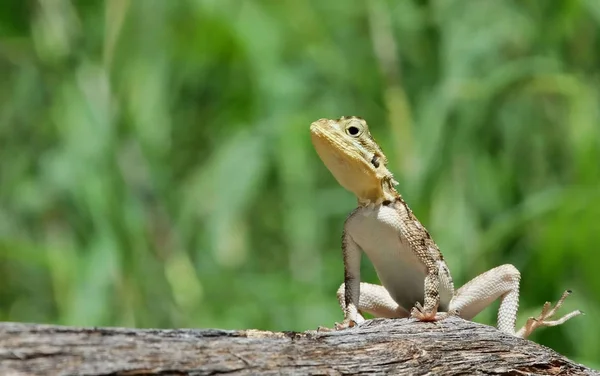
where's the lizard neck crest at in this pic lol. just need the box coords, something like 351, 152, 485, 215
310, 116, 399, 206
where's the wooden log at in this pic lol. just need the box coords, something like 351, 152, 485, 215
0, 317, 596, 375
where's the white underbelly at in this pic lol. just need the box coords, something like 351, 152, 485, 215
347, 205, 450, 311
347, 206, 425, 309
362, 230, 427, 309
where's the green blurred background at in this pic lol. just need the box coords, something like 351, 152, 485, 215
1, 0, 599, 367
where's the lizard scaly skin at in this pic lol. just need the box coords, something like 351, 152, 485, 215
310, 116, 582, 338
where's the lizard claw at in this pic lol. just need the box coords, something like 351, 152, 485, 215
334, 319, 358, 330
410, 302, 453, 322
317, 318, 358, 332
517, 290, 583, 339
410, 302, 439, 322
316, 326, 334, 332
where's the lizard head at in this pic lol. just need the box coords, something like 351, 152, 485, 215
310, 116, 398, 205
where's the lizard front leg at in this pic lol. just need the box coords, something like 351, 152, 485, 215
449, 264, 582, 338
335, 232, 362, 330
410, 268, 455, 321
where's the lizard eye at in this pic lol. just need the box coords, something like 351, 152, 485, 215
345, 120, 364, 137
347, 126, 360, 136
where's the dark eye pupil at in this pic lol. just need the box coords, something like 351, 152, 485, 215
348, 126, 359, 135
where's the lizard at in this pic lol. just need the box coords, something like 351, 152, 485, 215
310, 116, 582, 338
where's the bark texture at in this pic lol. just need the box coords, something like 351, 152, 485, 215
0, 317, 596, 375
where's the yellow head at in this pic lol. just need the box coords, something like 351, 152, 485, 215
310, 117, 397, 205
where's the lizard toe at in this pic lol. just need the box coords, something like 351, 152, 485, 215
334, 319, 358, 330
517, 290, 583, 338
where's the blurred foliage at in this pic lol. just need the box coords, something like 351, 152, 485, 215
0, 0, 599, 367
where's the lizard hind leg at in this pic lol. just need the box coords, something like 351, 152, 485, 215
449, 264, 522, 334
449, 264, 582, 338
336, 282, 410, 323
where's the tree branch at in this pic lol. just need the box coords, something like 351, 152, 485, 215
0, 317, 596, 375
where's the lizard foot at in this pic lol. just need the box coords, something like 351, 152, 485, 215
317, 319, 358, 332
316, 326, 334, 332
334, 319, 358, 330
517, 290, 583, 339
410, 302, 452, 322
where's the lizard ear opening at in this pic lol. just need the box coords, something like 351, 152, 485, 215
371, 155, 380, 168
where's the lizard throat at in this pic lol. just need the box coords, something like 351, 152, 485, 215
357, 175, 400, 207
